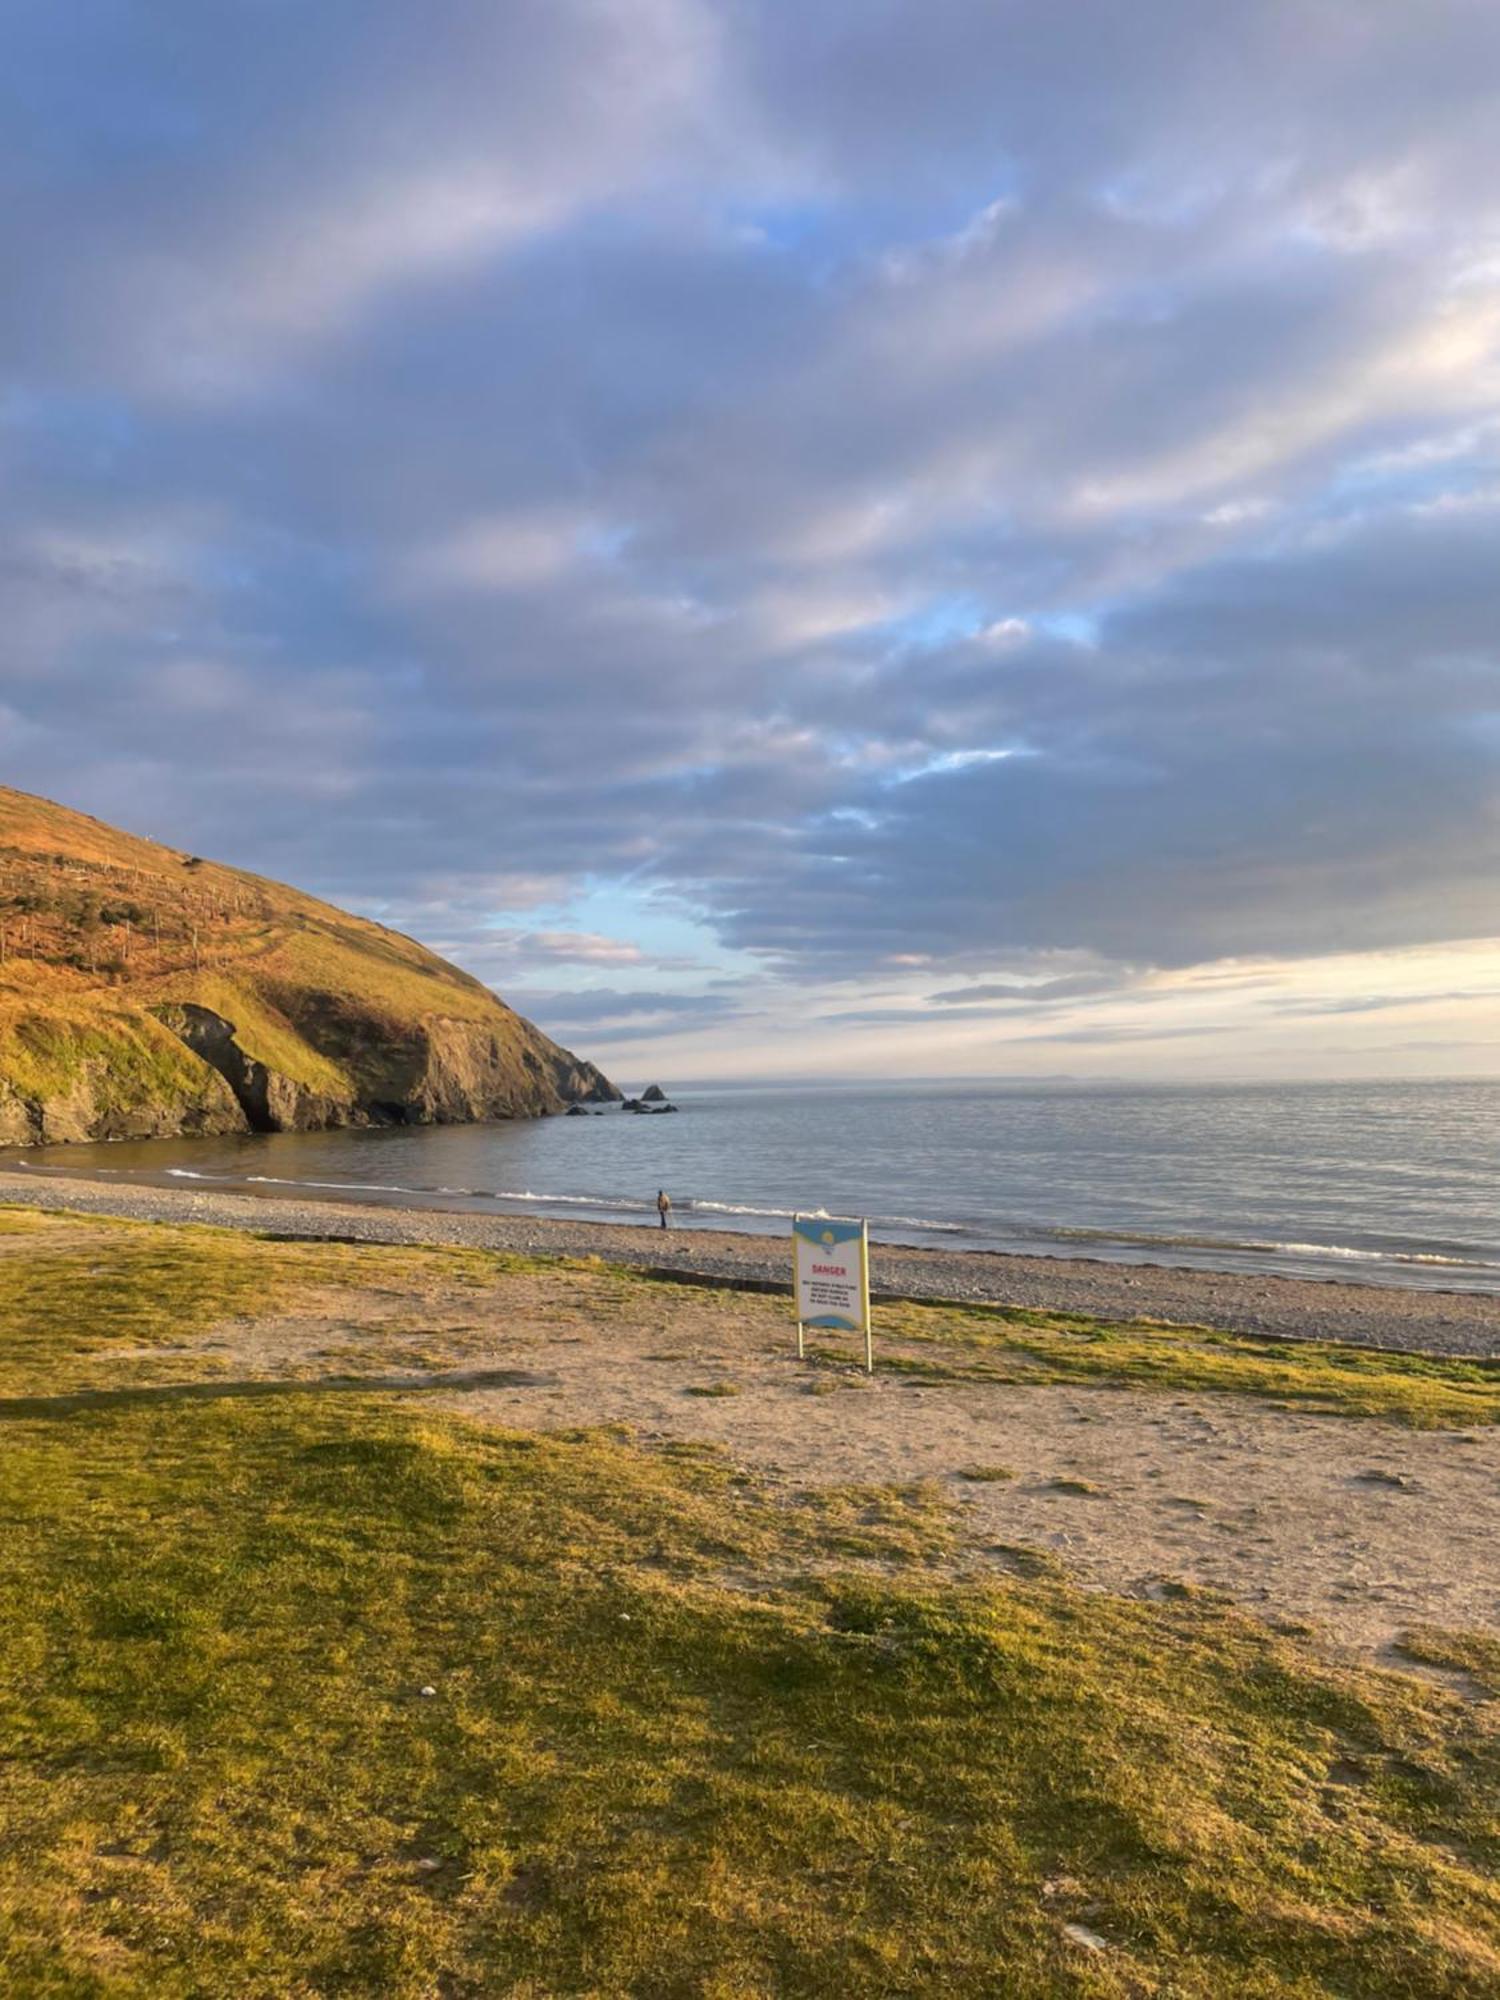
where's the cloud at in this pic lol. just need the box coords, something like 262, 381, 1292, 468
502, 986, 748, 1050
3, 1, 1500, 1072
928, 971, 1143, 1007
485, 931, 648, 968
1268, 987, 1500, 1018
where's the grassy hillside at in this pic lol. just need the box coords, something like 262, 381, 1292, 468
0, 787, 615, 1142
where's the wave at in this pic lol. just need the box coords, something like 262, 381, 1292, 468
1018, 1219, 1500, 1272
1012, 1216, 1500, 1264
17, 1159, 1500, 1279
156, 1168, 969, 1235
1271, 1241, 1500, 1271
691, 1197, 968, 1233
170, 1168, 658, 1215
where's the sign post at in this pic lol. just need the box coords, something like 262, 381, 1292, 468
792, 1215, 873, 1372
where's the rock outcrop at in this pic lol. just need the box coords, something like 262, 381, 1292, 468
148, 1000, 615, 1134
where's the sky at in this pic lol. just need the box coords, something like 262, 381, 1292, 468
4, 0, 1500, 1084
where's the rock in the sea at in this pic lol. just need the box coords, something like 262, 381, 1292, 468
641, 1083, 667, 1102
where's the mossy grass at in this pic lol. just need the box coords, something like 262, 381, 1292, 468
1, 1396, 1498, 1995
0, 1209, 542, 1395
1400, 1627, 1500, 1697
867, 1295, 1500, 1430
0, 1207, 1498, 1991
0, 1004, 231, 1119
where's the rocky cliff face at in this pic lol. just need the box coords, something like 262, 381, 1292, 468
151, 999, 616, 1135
152, 1003, 348, 1133
0, 786, 619, 1144
0, 1008, 248, 1145
0, 1061, 246, 1146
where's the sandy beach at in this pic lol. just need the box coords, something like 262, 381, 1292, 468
6, 1164, 1500, 1359
6, 1195, 1496, 1669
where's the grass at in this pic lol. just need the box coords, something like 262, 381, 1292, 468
0, 1211, 546, 1397
870, 1296, 1500, 1430
3, 1396, 1500, 1997
0, 1207, 1498, 1991
1400, 1629, 1500, 1698
0, 1005, 232, 1122
5, 1206, 1500, 1434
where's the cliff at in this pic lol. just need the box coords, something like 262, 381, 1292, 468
0, 787, 618, 1144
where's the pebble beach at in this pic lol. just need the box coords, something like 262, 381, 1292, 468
6, 1166, 1500, 1361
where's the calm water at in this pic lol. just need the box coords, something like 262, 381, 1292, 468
8, 1079, 1500, 1292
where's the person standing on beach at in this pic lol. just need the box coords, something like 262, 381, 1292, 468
657, 1188, 672, 1230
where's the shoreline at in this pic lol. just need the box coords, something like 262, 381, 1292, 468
6, 1166, 1500, 1360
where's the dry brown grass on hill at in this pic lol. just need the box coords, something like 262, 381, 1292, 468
0, 786, 615, 1143
0, 786, 488, 1001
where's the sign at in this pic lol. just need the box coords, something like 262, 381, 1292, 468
792, 1215, 872, 1371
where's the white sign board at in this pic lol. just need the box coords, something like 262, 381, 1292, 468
792, 1216, 872, 1371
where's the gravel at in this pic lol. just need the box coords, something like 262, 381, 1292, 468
5, 1168, 1500, 1360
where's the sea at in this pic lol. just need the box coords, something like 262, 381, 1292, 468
8, 1077, 1500, 1293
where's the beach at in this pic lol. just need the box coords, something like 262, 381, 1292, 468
3, 1166, 1498, 1990
8, 1164, 1500, 1359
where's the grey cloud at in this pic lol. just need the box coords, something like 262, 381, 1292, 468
503, 988, 747, 1032
927, 972, 1143, 1006
2, 0, 1499, 1051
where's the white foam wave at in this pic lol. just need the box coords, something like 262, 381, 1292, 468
1267, 1240, 1498, 1271
691, 1198, 966, 1233
692, 1199, 835, 1220
25, 1160, 1500, 1277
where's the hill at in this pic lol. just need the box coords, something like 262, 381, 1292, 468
0, 787, 617, 1143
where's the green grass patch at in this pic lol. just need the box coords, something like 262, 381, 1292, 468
6, 1208, 1498, 1443
987, 1542, 1068, 1580
956, 1463, 1018, 1483
1400, 1627, 1500, 1697
0, 1398, 1497, 1995
871, 1296, 1500, 1429
0, 1209, 535, 1395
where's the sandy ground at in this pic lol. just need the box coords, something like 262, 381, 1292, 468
6, 1165, 1500, 1357
60, 1248, 1500, 1679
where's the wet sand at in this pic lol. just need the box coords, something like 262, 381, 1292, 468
5, 1165, 1500, 1359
